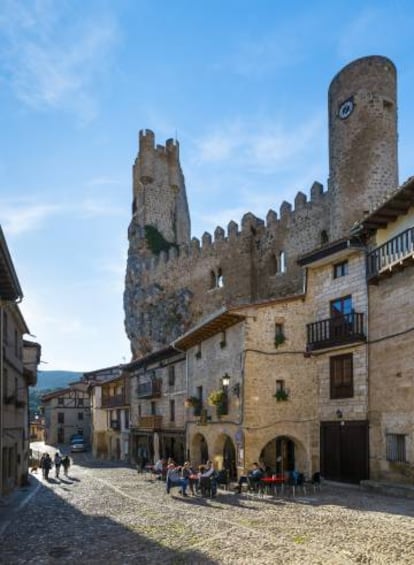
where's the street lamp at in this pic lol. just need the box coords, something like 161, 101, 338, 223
222, 373, 230, 387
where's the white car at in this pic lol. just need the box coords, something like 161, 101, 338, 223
70, 438, 87, 453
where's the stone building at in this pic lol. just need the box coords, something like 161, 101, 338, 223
41, 382, 90, 446
91, 372, 130, 461
356, 177, 414, 484
0, 226, 40, 496
124, 56, 398, 360
123, 55, 413, 484
127, 346, 186, 467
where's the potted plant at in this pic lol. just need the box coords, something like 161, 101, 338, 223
274, 333, 286, 348
208, 389, 228, 416
274, 389, 289, 401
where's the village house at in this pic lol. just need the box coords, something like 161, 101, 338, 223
41, 381, 90, 446
0, 226, 41, 496
127, 346, 186, 467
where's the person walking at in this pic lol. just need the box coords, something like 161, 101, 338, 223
39, 453, 47, 479
61, 455, 71, 477
43, 454, 52, 480
54, 452, 62, 478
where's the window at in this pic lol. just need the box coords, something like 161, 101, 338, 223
330, 295, 352, 317
276, 379, 285, 392
279, 251, 286, 273
330, 354, 353, 398
169, 399, 175, 422
321, 230, 329, 245
220, 331, 226, 348
151, 401, 156, 416
386, 434, 406, 463
58, 412, 65, 424
210, 268, 224, 289
195, 344, 202, 359
168, 365, 175, 386
275, 323, 285, 347
58, 397, 64, 406
78, 398, 84, 407
125, 410, 129, 429
334, 260, 348, 279
78, 412, 83, 421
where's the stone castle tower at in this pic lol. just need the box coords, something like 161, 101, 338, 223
124, 55, 399, 359
328, 56, 398, 238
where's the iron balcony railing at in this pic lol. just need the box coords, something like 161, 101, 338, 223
137, 379, 162, 399
367, 226, 414, 282
307, 312, 365, 351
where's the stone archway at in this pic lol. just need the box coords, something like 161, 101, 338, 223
191, 433, 209, 467
260, 435, 307, 476
213, 433, 237, 480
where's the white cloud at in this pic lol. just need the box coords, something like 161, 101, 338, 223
0, 1, 120, 121
192, 113, 325, 173
0, 199, 62, 235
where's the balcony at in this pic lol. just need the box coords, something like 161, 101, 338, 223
367, 227, 414, 284
137, 415, 162, 430
101, 394, 127, 408
307, 313, 365, 351
137, 379, 162, 399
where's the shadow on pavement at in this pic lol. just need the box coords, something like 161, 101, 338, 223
0, 475, 218, 564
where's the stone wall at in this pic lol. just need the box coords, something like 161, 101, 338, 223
368, 266, 414, 483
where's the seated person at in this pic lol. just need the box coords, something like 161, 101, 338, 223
181, 461, 194, 493
153, 458, 167, 480
198, 460, 217, 497
166, 461, 189, 496
234, 462, 264, 493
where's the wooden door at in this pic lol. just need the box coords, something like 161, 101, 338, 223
320, 420, 369, 483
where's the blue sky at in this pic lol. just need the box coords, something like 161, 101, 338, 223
0, 0, 413, 372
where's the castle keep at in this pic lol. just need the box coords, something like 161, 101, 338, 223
124, 56, 399, 360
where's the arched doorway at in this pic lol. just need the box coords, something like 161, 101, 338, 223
191, 433, 209, 466
223, 436, 237, 480
260, 436, 296, 475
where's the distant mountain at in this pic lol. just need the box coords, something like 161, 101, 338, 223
35, 370, 83, 391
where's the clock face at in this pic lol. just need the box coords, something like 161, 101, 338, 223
338, 98, 354, 120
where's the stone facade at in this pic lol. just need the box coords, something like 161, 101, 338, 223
364, 197, 414, 484
124, 55, 399, 361
121, 55, 413, 485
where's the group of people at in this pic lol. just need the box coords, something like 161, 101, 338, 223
159, 458, 217, 497
39, 452, 71, 480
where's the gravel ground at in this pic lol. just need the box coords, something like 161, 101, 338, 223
1, 455, 413, 564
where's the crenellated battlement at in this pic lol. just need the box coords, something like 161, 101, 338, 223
125, 55, 398, 358
129, 179, 329, 279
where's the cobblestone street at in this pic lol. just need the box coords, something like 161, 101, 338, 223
1, 454, 414, 564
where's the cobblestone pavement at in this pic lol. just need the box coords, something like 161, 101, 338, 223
1, 454, 414, 564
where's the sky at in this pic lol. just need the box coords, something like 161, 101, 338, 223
0, 0, 413, 373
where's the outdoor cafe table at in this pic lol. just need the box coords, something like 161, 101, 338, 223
260, 475, 286, 495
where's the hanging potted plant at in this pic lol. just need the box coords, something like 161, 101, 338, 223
208, 389, 228, 416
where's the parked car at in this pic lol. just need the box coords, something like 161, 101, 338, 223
70, 438, 87, 453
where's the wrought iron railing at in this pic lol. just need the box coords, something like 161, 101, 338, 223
307, 312, 365, 350
367, 227, 414, 281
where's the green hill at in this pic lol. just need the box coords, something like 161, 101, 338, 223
35, 370, 83, 391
